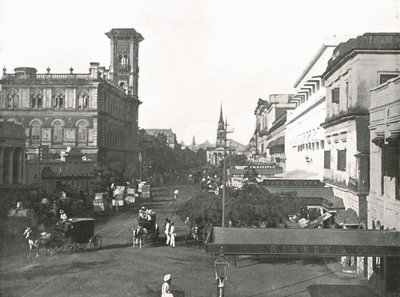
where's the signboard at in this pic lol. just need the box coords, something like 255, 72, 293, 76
206, 227, 400, 257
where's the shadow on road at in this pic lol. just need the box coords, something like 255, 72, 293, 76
0, 258, 115, 281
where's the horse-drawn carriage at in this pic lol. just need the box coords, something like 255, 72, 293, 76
24, 217, 102, 257
58, 218, 103, 251
137, 212, 159, 240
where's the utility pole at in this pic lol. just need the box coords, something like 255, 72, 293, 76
222, 118, 233, 228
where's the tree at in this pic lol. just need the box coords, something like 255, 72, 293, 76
175, 183, 299, 228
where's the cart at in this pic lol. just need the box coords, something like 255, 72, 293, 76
94, 192, 111, 213
56, 218, 102, 252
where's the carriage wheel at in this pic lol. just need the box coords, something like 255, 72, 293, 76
53, 240, 65, 253
89, 234, 102, 250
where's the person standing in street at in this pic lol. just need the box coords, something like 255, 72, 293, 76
169, 221, 176, 248
173, 188, 179, 200
161, 274, 174, 297
165, 218, 171, 246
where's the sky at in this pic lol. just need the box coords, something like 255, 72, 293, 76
0, 0, 399, 145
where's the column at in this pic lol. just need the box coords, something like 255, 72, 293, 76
0, 147, 3, 184
17, 148, 23, 184
8, 147, 14, 184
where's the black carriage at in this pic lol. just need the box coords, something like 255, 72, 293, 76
138, 212, 159, 239
56, 218, 102, 252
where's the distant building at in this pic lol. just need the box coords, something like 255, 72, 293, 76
0, 28, 143, 185
145, 129, 177, 148
256, 94, 295, 169
206, 106, 235, 165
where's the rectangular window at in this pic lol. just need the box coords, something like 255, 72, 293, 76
324, 150, 331, 169
379, 74, 398, 84
337, 149, 347, 171
382, 143, 399, 177
331, 87, 340, 104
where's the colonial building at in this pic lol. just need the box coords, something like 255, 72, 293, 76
321, 33, 400, 224
257, 94, 295, 169
367, 75, 400, 296
145, 129, 177, 148
285, 42, 338, 180
0, 121, 25, 185
0, 28, 143, 181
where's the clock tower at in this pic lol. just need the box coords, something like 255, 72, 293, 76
105, 28, 144, 97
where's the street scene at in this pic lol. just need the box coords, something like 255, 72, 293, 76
0, 185, 374, 297
1, 1, 400, 297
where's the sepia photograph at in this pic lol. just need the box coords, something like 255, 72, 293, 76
0, 0, 400, 296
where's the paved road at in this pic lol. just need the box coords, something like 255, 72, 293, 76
0, 185, 376, 297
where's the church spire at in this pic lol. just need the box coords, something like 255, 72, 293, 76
219, 105, 224, 124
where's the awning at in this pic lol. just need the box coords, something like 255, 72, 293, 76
206, 227, 400, 257
273, 136, 285, 146
305, 212, 332, 228
335, 208, 359, 227
266, 140, 276, 148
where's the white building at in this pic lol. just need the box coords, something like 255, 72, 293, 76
285, 43, 338, 180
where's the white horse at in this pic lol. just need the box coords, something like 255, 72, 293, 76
23, 227, 54, 258
132, 225, 148, 249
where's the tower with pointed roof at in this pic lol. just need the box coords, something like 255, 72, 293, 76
216, 106, 225, 147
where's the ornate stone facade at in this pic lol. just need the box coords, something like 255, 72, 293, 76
0, 28, 143, 178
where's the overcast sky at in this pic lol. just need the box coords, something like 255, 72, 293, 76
0, 0, 399, 145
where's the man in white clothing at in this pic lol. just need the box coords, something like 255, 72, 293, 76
169, 221, 176, 248
165, 218, 171, 245
161, 274, 174, 297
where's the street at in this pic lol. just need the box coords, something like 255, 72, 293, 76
0, 185, 375, 297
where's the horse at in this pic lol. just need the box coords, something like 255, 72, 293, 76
132, 225, 148, 249
23, 227, 55, 258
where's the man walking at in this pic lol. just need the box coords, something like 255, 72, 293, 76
173, 188, 179, 200
169, 221, 176, 248
165, 218, 171, 246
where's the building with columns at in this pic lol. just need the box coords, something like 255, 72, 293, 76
0, 121, 25, 185
0, 28, 143, 185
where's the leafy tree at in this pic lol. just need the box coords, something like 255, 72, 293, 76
175, 183, 299, 228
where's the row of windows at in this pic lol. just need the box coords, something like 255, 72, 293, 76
323, 149, 346, 171
107, 130, 127, 148
5, 88, 91, 110
297, 141, 325, 152
28, 119, 90, 145
330, 73, 399, 105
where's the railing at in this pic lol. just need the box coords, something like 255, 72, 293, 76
2, 73, 91, 80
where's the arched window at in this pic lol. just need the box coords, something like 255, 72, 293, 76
77, 121, 88, 144
31, 89, 43, 108
77, 89, 89, 109
53, 89, 65, 109
31, 120, 41, 144
52, 120, 63, 143
7, 89, 19, 109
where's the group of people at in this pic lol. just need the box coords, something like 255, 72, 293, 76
164, 218, 176, 248
138, 206, 153, 222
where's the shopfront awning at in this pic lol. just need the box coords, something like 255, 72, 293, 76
266, 140, 276, 148
273, 136, 285, 146
335, 208, 359, 227
206, 227, 400, 257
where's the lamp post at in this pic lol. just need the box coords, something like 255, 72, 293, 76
138, 152, 142, 181
214, 254, 229, 297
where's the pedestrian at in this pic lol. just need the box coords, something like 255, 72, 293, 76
169, 221, 176, 248
165, 218, 171, 246
161, 274, 174, 297
173, 188, 179, 200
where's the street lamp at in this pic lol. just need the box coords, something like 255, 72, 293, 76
214, 255, 229, 297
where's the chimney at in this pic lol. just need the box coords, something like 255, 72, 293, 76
89, 62, 100, 79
